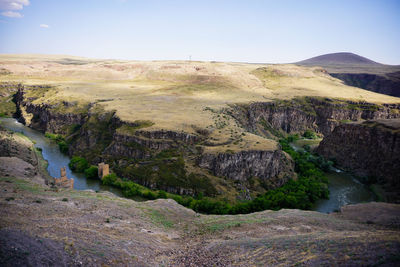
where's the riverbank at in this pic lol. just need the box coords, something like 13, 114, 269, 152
0, 117, 123, 196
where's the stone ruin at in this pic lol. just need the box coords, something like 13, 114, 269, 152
98, 163, 109, 179
54, 166, 74, 189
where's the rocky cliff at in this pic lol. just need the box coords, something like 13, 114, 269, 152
233, 97, 400, 137
0, 126, 38, 167
317, 119, 400, 201
197, 150, 294, 189
15, 86, 87, 135
330, 72, 400, 97
13, 83, 400, 199
12, 84, 296, 198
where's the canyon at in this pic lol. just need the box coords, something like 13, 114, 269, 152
1, 54, 400, 265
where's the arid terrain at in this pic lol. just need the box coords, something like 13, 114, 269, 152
1, 154, 399, 266
1, 54, 400, 266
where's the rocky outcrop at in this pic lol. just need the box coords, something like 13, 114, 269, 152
105, 130, 200, 160
331, 72, 400, 97
233, 97, 400, 136
15, 86, 86, 134
197, 150, 295, 189
317, 119, 400, 201
0, 126, 38, 166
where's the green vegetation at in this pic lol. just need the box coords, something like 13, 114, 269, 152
303, 130, 318, 139
259, 118, 284, 138
0, 98, 16, 117
75, 105, 116, 161
84, 166, 98, 179
45, 133, 69, 154
69, 156, 89, 173
115, 149, 218, 197
98, 136, 329, 214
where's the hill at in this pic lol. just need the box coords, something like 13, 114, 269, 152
297, 52, 400, 97
298, 52, 381, 66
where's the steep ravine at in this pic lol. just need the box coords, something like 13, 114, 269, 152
13, 84, 400, 200
13, 85, 295, 198
317, 119, 400, 203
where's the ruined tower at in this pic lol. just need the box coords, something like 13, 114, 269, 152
98, 163, 109, 179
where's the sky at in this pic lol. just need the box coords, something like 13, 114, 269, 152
0, 0, 399, 64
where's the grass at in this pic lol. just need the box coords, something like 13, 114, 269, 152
116, 120, 155, 135
148, 209, 174, 228
2, 54, 398, 155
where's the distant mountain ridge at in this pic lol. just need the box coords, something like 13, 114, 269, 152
298, 52, 381, 66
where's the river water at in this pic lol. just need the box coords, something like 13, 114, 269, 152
291, 139, 376, 213
0, 117, 122, 196
1, 117, 376, 212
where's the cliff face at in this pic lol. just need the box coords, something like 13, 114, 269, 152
13, 85, 296, 197
197, 150, 294, 189
104, 130, 200, 160
234, 97, 400, 136
13, 84, 400, 199
331, 72, 400, 97
15, 87, 87, 135
317, 119, 400, 199
0, 126, 38, 167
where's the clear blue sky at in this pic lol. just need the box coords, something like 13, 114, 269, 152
0, 0, 399, 64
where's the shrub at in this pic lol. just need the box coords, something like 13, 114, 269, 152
58, 141, 69, 154
303, 130, 318, 139
45, 133, 69, 154
102, 173, 118, 186
69, 156, 89, 173
84, 166, 98, 179
95, 135, 329, 215
157, 190, 168, 199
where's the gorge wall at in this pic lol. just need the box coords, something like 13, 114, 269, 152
330, 72, 400, 97
317, 119, 400, 202
232, 97, 400, 137
12, 84, 400, 200
13, 84, 296, 198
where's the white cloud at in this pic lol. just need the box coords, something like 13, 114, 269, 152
1, 10, 22, 17
0, 0, 29, 10
40, 23, 49, 28
0, 0, 29, 18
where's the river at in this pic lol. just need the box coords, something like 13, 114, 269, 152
1, 117, 376, 212
291, 139, 376, 213
0, 117, 122, 196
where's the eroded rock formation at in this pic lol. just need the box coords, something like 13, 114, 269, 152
317, 119, 400, 202
197, 150, 294, 189
233, 97, 400, 136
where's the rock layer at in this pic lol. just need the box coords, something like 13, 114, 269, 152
331, 72, 400, 97
198, 150, 294, 189
317, 119, 400, 201
233, 97, 400, 136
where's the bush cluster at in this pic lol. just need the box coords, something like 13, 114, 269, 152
69, 135, 329, 215
68, 156, 89, 173
45, 133, 69, 154
302, 130, 318, 139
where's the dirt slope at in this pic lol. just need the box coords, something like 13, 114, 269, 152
1, 166, 399, 266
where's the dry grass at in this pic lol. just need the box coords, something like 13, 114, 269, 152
1, 54, 399, 151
